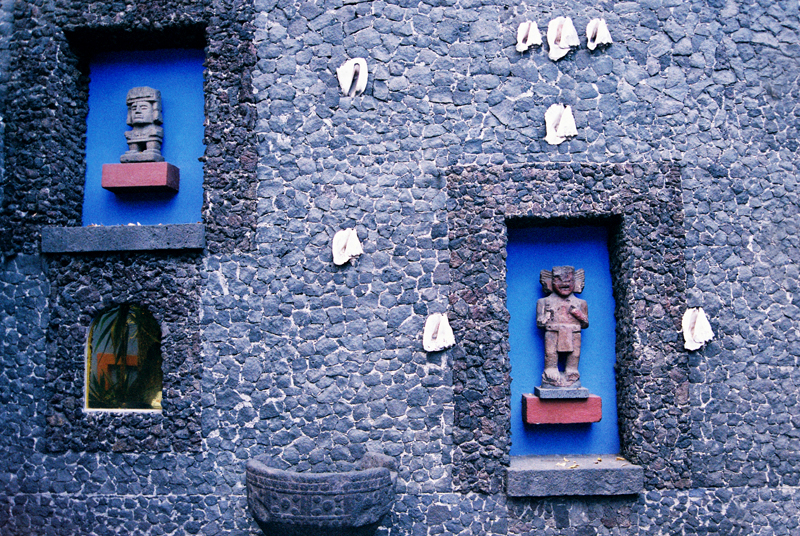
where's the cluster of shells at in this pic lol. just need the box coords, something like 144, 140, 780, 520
515, 17, 613, 145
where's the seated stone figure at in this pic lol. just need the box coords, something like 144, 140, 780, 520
121, 86, 165, 163
537, 266, 589, 388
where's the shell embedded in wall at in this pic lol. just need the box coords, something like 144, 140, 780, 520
586, 18, 613, 50
332, 228, 364, 266
336, 58, 368, 97
682, 307, 714, 350
547, 16, 580, 61
423, 313, 455, 352
516, 21, 542, 52
544, 104, 578, 145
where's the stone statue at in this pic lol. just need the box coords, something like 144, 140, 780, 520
120, 86, 165, 163
537, 266, 589, 388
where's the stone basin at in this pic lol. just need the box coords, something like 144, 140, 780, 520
246, 453, 396, 536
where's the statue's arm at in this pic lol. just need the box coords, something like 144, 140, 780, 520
536, 299, 547, 328
570, 300, 589, 328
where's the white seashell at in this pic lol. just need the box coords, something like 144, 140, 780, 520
423, 313, 455, 352
332, 228, 364, 266
544, 104, 578, 145
516, 21, 542, 52
336, 58, 368, 97
547, 16, 580, 61
682, 307, 714, 350
586, 18, 613, 50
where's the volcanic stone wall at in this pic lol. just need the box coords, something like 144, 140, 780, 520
447, 162, 687, 497
1, 0, 800, 535
0, 0, 259, 534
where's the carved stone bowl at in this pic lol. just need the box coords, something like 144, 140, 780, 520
246, 454, 396, 536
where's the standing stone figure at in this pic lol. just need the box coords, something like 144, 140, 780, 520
120, 86, 165, 163
537, 266, 589, 388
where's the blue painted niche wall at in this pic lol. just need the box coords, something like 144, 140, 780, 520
507, 225, 619, 456
82, 49, 205, 226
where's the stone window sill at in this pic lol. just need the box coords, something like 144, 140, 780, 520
506, 454, 643, 497
41, 223, 205, 253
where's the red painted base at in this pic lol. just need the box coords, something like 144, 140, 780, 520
522, 393, 602, 424
102, 162, 180, 193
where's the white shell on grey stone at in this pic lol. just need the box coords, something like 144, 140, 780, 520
544, 104, 578, 145
423, 313, 455, 352
547, 17, 580, 61
682, 307, 714, 350
516, 21, 542, 52
332, 228, 364, 266
586, 18, 613, 50
336, 58, 368, 97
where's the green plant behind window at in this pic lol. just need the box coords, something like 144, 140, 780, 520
86, 304, 162, 410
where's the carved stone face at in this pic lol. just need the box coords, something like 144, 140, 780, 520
552, 269, 575, 297
129, 99, 155, 125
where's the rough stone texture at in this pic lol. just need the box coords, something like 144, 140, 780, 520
45, 252, 203, 454
507, 455, 643, 497
246, 454, 396, 534
0, 0, 12, 213
534, 386, 590, 399
448, 163, 687, 495
41, 223, 205, 253
0, 0, 257, 255
2, 0, 800, 535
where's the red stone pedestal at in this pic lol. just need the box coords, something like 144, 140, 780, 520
522, 393, 602, 424
102, 162, 180, 193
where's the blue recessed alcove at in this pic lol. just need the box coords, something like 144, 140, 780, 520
83, 49, 205, 226
507, 225, 619, 456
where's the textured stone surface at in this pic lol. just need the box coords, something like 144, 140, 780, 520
44, 252, 203, 454
41, 223, 204, 253
2, 0, 800, 534
507, 455, 643, 497
246, 454, 395, 534
448, 163, 687, 494
534, 386, 590, 399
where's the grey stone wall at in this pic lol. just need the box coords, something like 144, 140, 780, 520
447, 163, 687, 496
2, 0, 800, 535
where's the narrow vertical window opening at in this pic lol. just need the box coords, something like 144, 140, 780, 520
86, 304, 162, 411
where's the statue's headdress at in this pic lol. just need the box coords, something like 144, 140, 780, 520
540, 266, 584, 295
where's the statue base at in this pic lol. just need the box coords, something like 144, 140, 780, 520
522, 393, 602, 424
534, 386, 590, 399
120, 150, 165, 163
102, 162, 180, 193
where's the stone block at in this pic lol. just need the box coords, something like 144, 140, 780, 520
41, 223, 205, 253
534, 386, 590, 399
522, 394, 602, 424
507, 455, 644, 497
101, 162, 180, 193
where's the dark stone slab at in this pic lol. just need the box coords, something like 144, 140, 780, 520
506, 455, 644, 497
534, 386, 590, 399
41, 223, 205, 253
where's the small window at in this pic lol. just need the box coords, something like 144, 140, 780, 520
86, 304, 162, 410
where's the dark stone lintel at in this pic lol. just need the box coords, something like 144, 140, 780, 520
41, 223, 205, 253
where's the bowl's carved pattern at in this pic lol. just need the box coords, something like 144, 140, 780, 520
246, 456, 396, 535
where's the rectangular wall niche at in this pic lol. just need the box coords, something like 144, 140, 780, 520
83, 49, 205, 226
507, 224, 619, 456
